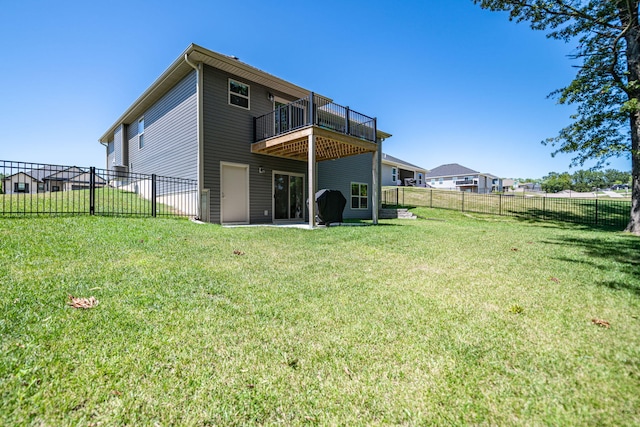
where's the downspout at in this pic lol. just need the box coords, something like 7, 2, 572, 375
184, 53, 204, 220
98, 141, 109, 169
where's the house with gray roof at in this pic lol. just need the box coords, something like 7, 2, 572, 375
98, 44, 391, 226
2, 165, 106, 194
381, 153, 428, 187
425, 163, 502, 193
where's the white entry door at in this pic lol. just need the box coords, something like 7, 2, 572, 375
221, 162, 249, 224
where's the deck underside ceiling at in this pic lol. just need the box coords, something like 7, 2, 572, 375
251, 126, 378, 162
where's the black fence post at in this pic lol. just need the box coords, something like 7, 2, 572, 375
462, 191, 465, 212
595, 198, 598, 225
499, 193, 502, 216
89, 167, 95, 215
345, 107, 350, 135
543, 196, 546, 221
151, 174, 157, 217
430, 189, 433, 208
308, 92, 315, 125
395, 187, 399, 206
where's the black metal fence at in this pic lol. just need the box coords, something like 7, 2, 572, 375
382, 187, 632, 229
1, 160, 198, 218
254, 92, 377, 143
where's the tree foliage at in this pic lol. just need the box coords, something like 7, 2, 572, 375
541, 169, 632, 193
474, 0, 640, 233
541, 172, 573, 192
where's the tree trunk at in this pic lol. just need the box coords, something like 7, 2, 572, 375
621, 1, 640, 235
625, 113, 640, 235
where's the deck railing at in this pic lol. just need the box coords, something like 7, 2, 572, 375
254, 93, 377, 143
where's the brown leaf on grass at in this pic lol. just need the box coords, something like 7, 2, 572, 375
233, 250, 245, 256
111, 390, 122, 396
67, 295, 99, 309
592, 318, 610, 328
510, 248, 519, 252
343, 366, 354, 379
549, 277, 560, 283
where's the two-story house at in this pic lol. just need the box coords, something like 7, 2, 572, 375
425, 163, 502, 193
98, 44, 391, 227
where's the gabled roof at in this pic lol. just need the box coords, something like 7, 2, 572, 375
99, 44, 314, 144
381, 153, 428, 172
425, 163, 479, 178
3, 166, 86, 182
99, 44, 392, 143
2, 171, 40, 181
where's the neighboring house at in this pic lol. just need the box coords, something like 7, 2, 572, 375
381, 153, 428, 187
98, 44, 391, 226
502, 178, 515, 192
517, 182, 542, 191
2, 165, 106, 194
425, 163, 502, 193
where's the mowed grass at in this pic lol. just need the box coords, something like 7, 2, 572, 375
384, 187, 631, 229
1, 210, 639, 425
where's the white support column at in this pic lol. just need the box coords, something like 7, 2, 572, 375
372, 148, 379, 225
308, 134, 316, 228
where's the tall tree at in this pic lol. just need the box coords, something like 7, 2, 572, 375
474, 0, 640, 234
542, 171, 573, 192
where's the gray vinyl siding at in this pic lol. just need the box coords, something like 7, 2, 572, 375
202, 65, 305, 223
381, 163, 396, 186
106, 140, 115, 170
318, 153, 373, 220
126, 71, 197, 179
113, 126, 124, 168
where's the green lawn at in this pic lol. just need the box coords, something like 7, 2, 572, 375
0, 188, 184, 217
1, 211, 639, 425
383, 187, 632, 229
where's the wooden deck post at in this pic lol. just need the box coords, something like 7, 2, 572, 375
308, 134, 316, 228
372, 146, 379, 225
372, 118, 379, 225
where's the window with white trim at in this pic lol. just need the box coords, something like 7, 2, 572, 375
229, 79, 250, 109
138, 118, 145, 149
351, 182, 368, 209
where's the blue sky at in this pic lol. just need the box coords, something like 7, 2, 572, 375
0, 0, 631, 179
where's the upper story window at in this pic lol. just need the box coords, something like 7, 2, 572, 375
229, 79, 250, 109
138, 118, 145, 149
107, 141, 114, 155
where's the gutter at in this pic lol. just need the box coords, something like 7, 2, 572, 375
184, 53, 204, 220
